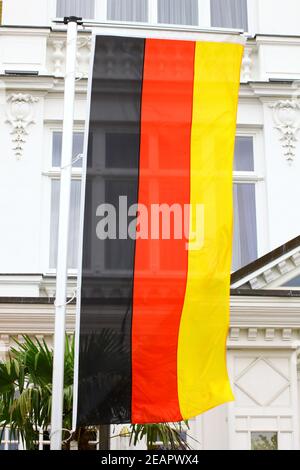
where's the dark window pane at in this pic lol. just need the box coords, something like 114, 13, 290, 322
234, 136, 254, 172
105, 179, 137, 270
106, 133, 140, 168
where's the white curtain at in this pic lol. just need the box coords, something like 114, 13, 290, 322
50, 180, 81, 269
158, 0, 198, 25
107, 0, 148, 22
211, 0, 248, 30
56, 0, 95, 18
234, 136, 254, 171
232, 183, 257, 271
52, 132, 83, 168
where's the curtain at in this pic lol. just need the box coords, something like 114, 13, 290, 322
52, 132, 84, 168
50, 132, 84, 270
158, 0, 198, 25
56, 0, 95, 19
211, 0, 248, 30
234, 136, 254, 171
232, 183, 257, 271
50, 180, 81, 269
107, 0, 148, 22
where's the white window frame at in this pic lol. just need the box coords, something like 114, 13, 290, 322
234, 128, 268, 263
50, 0, 257, 33
41, 124, 84, 275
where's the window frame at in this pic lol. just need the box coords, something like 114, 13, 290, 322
42, 125, 84, 275
234, 128, 268, 267
50, 0, 257, 32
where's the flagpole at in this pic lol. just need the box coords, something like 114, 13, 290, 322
50, 16, 81, 451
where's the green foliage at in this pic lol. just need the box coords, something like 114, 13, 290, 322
251, 432, 278, 451
0, 335, 74, 450
0, 335, 190, 451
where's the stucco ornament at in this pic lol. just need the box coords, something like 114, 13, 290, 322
6, 93, 39, 159
270, 99, 300, 164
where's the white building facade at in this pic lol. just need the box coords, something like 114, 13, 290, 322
1, 0, 300, 451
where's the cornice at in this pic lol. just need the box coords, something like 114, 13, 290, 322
230, 295, 300, 327
255, 34, 300, 47
0, 26, 51, 37
0, 296, 300, 334
0, 75, 55, 92
0, 75, 88, 94
231, 245, 300, 290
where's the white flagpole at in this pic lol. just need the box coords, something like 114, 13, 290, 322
50, 17, 80, 451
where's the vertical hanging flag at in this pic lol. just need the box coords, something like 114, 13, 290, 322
75, 34, 244, 426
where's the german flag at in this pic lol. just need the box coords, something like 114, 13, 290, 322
76, 35, 243, 426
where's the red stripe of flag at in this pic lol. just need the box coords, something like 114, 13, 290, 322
131, 39, 195, 424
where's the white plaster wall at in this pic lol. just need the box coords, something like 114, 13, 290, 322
0, 93, 46, 273
257, 0, 300, 36
2, 0, 55, 27
262, 101, 300, 250
227, 349, 299, 450
201, 405, 229, 450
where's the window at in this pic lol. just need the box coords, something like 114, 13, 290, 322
283, 275, 300, 288
107, 0, 148, 23
211, 0, 248, 30
251, 432, 278, 451
0, 429, 19, 450
56, 0, 95, 19
157, 0, 199, 26
232, 136, 258, 271
105, 0, 248, 29
49, 131, 84, 270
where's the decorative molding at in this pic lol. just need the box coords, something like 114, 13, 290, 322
234, 356, 290, 407
278, 261, 290, 275
6, 93, 39, 159
241, 46, 253, 83
230, 328, 240, 341
248, 328, 258, 341
228, 326, 300, 348
231, 246, 300, 290
249, 277, 262, 290
51, 39, 65, 77
270, 100, 300, 163
282, 329, 293, 341
49, 34, 91, 79
263, 269, 277, 284
265, 328, 275, 341
76, 36, 92, 79
291, 253, 300, 267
